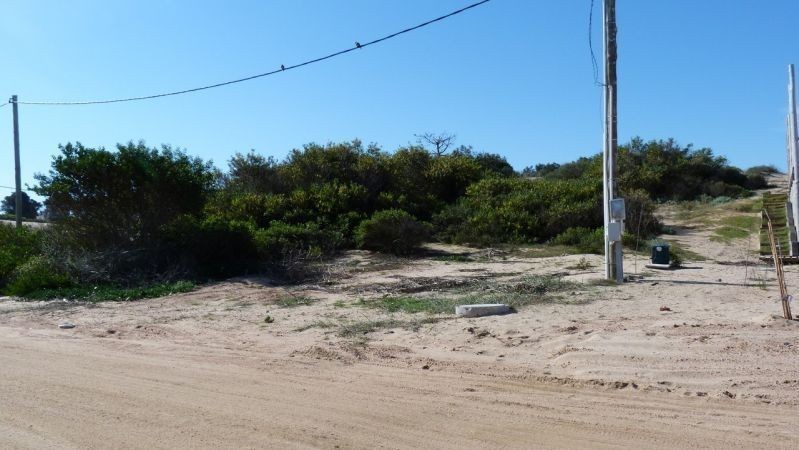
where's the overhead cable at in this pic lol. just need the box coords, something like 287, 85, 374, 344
588, 0, 604, 87
16, 0, 491, 106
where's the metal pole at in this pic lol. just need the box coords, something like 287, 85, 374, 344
11, 95, 22, 228
603, 0, 620, 281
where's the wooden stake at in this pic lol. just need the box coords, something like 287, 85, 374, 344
765, 211, 793, 319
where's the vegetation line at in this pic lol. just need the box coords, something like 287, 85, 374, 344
1, 137, 772, 300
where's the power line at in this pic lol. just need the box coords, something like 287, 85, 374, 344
0, 185, 34, 192
588, 0, 604, 87
16, 0, 491, 106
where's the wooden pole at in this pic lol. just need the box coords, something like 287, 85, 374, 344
11, 95, 22, 228
766, 212, 793, 320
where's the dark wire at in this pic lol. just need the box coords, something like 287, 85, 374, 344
0, 185, 34, 192
588, 0, 604, 87
17, 0, 491, 106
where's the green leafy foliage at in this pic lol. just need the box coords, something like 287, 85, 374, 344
5, 256, 72, 296
355, 210, 431, 255
551, 227, 604, 254
742, 165, 778, 190
34, 142, 218, 253
0, 224, 42, 290
253, 221, 343, 259
19, 281, 195, 302
160, 216, 259, 279
31, 142, 221, 283
213, 140, 515, 253
542, 138, 758, 201
437, 177, 603, 246
21, 135, 761, 294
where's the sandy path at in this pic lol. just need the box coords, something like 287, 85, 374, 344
1, 325, 796, 450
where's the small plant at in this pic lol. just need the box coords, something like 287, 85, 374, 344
669, 251, 684, 268
337, 317, 440, 337
566, 257, 593, 271
294, 320, 337, 332
275, 295, 316, 308
711, 196, 732, 205
588, 278, 619, 286
433, 254, 473, 262
356, 296, 457, 314
749, 270, 769, 290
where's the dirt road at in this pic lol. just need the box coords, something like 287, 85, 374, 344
1, 325, 795, 449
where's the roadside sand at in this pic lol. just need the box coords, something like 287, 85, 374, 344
1, 194, 798, 448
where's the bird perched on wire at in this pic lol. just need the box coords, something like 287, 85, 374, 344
280, 64, 285, 71
355, 42, 362, 49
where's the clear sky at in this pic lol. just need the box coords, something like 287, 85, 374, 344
1, 0, 798, 197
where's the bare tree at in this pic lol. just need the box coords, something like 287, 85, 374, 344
415, 132, 456, 157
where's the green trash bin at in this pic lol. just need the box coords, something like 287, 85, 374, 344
651, 244, 670, 265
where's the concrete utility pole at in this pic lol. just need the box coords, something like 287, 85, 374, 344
11, 95, 22, 228
603, 0, 623, 281
789, 65, 799, 255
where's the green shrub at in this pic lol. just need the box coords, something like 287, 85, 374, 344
440, 177, 603, 246
355, 210, 431, 255
552, 227, 604, 254
621, 231, 650, 252
254, 221, 343, 260
0, 224, 42, 290
161, 216, 259, 279
744, 173, 768, 190
621, 189, 661, 237
742, 163, 774, 190
6, 256, 72, 296
252, 221, 344, 281
34, 142, 218, 254
431, 202, 472, 243
542, 138, 757, 202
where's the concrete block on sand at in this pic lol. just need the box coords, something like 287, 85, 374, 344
455, 303, 510, 318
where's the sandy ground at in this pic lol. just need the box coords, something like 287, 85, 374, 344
2, 193, 799, 448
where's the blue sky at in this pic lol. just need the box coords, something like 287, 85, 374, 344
1, 0, 798, 197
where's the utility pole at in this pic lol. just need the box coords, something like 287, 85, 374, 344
603, 0, 622, 281
11, 95, 22, 228
789, 64, 799, 256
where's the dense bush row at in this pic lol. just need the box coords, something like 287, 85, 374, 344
0, 136, 764, 296
524, 138, 767, 200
